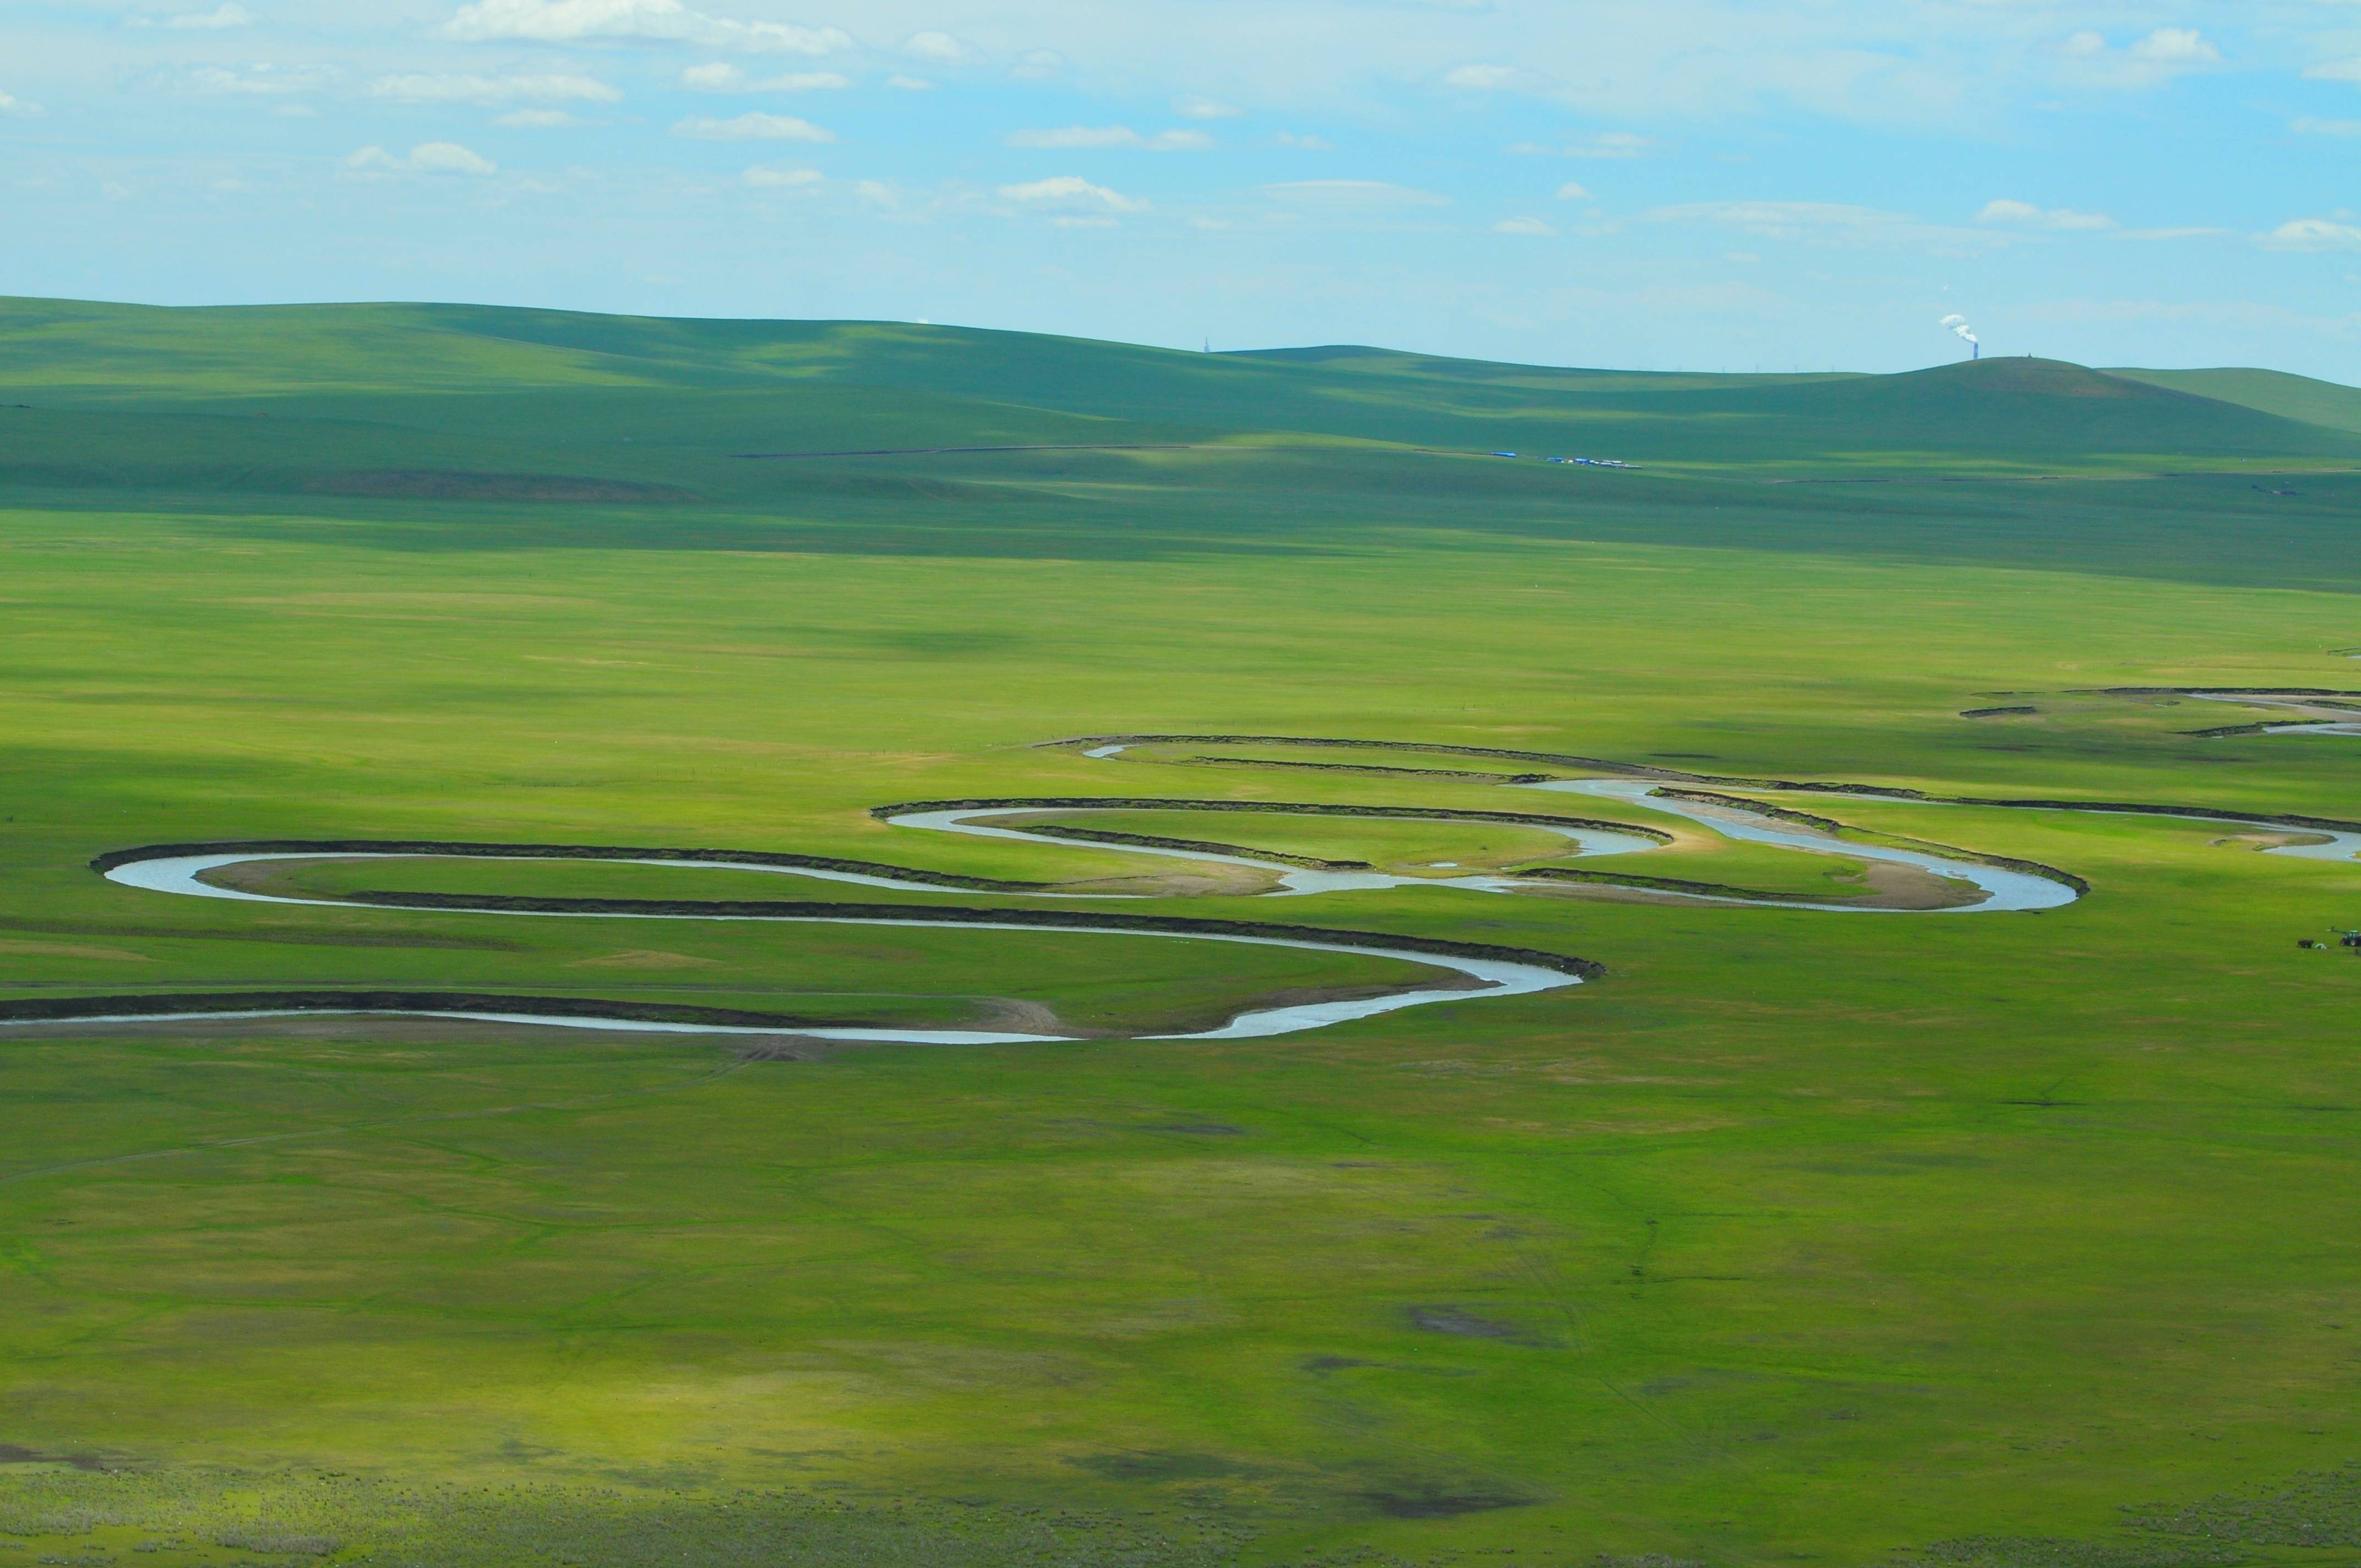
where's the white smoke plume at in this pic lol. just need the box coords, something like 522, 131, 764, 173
1940, 313, 1979, 346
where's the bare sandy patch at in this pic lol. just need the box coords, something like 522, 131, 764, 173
2213, 831, 2336, 852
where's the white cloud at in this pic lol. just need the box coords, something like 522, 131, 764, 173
997, 175, 1147, 214
1444, 63, 1525, 90
1260, 179, 1448, 207
744, 164, 823, 189
683, 63, 848, 91
412, 141, 498, 174
1651, 199, 2000, 252
2053, 26, 2218, 88
2294, 116, 2361, 137
1176, 95, 1240, 119
2303, 58, 2361, 85
371, 73, 619, 105
1008, 49, 1066, 80
1495, 216, 1553, 236
887, 75, 933, 91
2115, 226, 2230, 241
1555, 181, 1593, 200
347, 141, 498, 176
443, 0, 851, 54
1977, 198, 2114, 231
162, 3, 255, 28
903, 30, 970, 62
191, 63, 333, 96
853, 178, 897, 208
0, 90, 42, 117
1274, 132, 1332, 150
496, 108, 576, 127
1509, 133, 1651, 159
671, 111, 833, 141
2260, 218, 2361, 253
1005, 125, 1210, 151
1006, 126, 1137, 149
2130, 28, 2217, 66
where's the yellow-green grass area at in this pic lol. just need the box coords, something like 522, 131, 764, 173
1002, 803, 1935, 905
5, 455, 2361, 1567
995, 808, 1596, 872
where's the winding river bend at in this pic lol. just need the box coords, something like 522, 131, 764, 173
19, 734, 2357, 1046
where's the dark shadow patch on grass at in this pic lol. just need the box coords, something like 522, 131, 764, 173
1406, 1306, 1556, 1346
1068, 1451, 1272, 1483
1896, 1537, 2237, 1567
0, 1445, 107, 1472
301, 470, 697, 504
2124, 1462, 2361, 1548
1357, 1480, 1540, 1520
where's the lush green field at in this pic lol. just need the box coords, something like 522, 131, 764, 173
2, 298, 2359, 1568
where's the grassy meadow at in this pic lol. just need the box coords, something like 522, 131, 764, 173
1, 297, 2359, 1567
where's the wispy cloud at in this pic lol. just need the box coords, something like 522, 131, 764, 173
190, 63, 334, 96
1508, 133, 1652, 160
1977, 198, 2114, 231
347, 141, 498, 176
372, 73, 620, 106
2131, 28, 2218, 66
744, 164, 823, 189
1260, 179, 1448, 208
443, 0, 850, 54
0, 89, 41, 117
1005, 126, 1210, 151
671, 111, 833, 141
2259, 217, 2361, 253
130, 3, 256, 28
1443, 63, 1528, 91
681, 63, 848, 91
1652, 200, 2002, 252
903, 31, 971, 63
2054, 26, 2221, 88
998, 176, 1147, 215
1495, 216, 1553, 236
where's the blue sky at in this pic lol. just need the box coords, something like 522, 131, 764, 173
4, 0, 2360, 376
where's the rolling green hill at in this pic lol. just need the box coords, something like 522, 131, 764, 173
2105, 364, 2361, 435
3, 297, 2356, 493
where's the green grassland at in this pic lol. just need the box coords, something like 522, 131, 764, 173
2, 297, 2360, 1568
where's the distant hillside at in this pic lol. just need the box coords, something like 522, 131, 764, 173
2104, 366, 2361, 436
1, 298, 2356, 502
1225, 344, 1863, 395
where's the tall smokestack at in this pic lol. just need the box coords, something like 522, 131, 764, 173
1941, 313, 1981, 360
